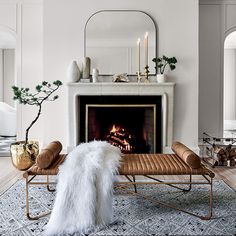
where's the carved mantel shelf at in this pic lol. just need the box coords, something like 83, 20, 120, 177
67, 82, 175, 95
67, 82, 175, 153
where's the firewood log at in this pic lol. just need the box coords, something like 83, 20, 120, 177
229, 148, 236, 158
230, 159, 236, 166
213, 146, 225, 155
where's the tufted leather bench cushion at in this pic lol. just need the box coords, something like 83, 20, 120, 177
23, 154, 66, 177
24, 153, 214, 178
171, 142, 201, 169
119, 154, 214, 177
36, 141, 63, 169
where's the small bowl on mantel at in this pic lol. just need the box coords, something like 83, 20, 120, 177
156, 74, 167, 83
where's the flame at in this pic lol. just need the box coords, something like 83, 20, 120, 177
123, 139, 128, 145
110, 124, 118, 133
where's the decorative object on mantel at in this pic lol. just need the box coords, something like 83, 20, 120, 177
143, 32, 150, 83
152, 55, 177, 83
10, 80, 63, 170
92, 68, 99, 83
136, 38, 142, 83
66, 60, 81, 82
144, 65, 150, 83
82, 57, 91, 79
112, 73, 129, 82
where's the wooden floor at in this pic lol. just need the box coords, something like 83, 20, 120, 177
0, 156, 236, 195
0, 157, 21, 195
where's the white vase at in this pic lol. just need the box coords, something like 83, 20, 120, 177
67, 60, 81, 82
156, 74, 167, 83
92, 68, 99, 83
82, 57, 91, 79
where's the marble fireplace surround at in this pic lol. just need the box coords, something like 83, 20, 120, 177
67, 82, 175, 153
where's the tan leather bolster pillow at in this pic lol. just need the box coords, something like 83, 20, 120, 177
36, 141, 62, 169
171, 141, 201, 169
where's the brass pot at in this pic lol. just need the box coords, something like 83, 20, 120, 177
10, 141, 39, 170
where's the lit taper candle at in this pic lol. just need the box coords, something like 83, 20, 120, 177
137, 38, 141, 72
144, 32, 149, 66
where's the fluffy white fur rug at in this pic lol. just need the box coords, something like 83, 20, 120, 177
44, 141, 121, 236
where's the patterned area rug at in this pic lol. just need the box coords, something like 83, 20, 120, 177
0, 179, 236, 235
0, 136, 16, 156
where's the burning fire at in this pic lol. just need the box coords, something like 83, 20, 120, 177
106, 124, 133, 152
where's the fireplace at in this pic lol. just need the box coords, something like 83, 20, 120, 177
78, 96, 162, 153
67, 83, 175, 153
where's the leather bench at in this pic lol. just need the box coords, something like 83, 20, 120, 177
23, 141, 214, 221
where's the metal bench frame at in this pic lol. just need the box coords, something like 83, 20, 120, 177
25, 173, 213, 221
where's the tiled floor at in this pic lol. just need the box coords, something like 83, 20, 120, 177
0, 136, 16, 156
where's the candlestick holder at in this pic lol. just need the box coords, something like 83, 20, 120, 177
136, 71, 142, 83
144, 65, 150, 83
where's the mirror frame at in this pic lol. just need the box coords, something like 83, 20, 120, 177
84, 10, 158, 75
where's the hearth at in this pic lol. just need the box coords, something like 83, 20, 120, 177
78, 96, 162, 153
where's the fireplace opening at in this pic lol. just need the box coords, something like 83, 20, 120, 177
78, 96, 162, 153
87, 105, 155, 153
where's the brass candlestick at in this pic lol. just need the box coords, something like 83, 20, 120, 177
137, 71, 142, 83
144, 65, 150, 83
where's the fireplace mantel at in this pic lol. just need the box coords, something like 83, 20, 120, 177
67, 82, 175, 153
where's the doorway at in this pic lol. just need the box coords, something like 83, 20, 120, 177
0, 30, 16, 155
223, 31, 236, 138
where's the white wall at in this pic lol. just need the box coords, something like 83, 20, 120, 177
224, 49, 236, 120
44, 0, 199, 149
199, 0, 236, 137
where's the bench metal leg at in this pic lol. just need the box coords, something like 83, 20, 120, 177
46, 175, 56, 192
125, 175, 137, 193
116, 176, 213, 220
133, 175, 137, 193
144, 175, 192, 192
25, 175, 52, 220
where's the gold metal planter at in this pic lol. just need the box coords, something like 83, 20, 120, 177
10, 141, 39, 170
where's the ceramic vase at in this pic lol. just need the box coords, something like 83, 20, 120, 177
82, 57, 91, 79
67, 60, 81, 82
92, 68, 99, 83
156, 74, 167, 83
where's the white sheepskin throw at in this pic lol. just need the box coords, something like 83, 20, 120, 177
44, 141, 121, 235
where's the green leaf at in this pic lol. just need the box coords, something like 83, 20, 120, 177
172, 57, 177, 63
36, 85, 42, 92
53, 80, 63, 86
12, 86, 18, 91
163, 55, 168, 61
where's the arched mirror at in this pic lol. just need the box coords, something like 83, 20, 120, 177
84, 10, 157, 75
224, 31, 236, 137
